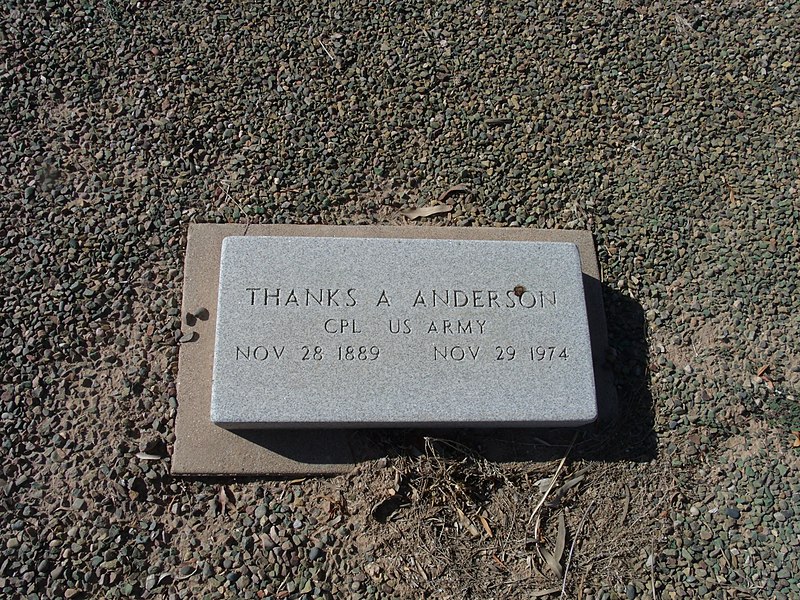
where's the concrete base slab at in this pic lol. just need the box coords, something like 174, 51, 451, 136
172, 225, 616, 475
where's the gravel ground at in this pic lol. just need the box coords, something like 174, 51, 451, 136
2, 1, 799, 598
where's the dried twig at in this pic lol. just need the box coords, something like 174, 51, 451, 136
526, 432, 577, 529
650, 541, 657, 599
221, 184, 251, 236
317, 36, 337, 63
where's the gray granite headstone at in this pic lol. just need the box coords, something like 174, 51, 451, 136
210, 236, 597, 428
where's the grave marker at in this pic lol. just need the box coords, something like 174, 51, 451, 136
210, 236, 597, 428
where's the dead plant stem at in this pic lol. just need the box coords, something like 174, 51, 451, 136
526, 432, 578, 530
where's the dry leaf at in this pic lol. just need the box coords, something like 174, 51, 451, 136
758, 365, 776, 391
400, 204, 453, 220
539, 546, 563, 578
491, 554, 508, 571
437, 184, 473, 202
218, 486, 235, 514
455, 507, 480, 537
530, 589, 561, 598
549, 475, 585, 505
533, 513, 542, 542
791, 432, 800, 449
619, 484, 631, 526
478, 515, 494, 538
554, 512, 566, 564
135, 452, 161, 461
485, 118, 513, 127
538, 512, 567, 578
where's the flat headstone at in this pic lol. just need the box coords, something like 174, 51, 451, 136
211, 236, 597, 428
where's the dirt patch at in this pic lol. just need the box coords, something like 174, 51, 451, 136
306, 435, 674, 599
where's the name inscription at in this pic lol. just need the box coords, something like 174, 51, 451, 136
245, 287, 558, 309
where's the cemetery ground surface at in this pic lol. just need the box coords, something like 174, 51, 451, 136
1, 1, 799, 599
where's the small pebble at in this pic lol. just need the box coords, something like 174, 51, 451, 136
725, 507, 741, 519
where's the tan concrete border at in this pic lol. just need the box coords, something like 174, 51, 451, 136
172, 225, 615, 475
